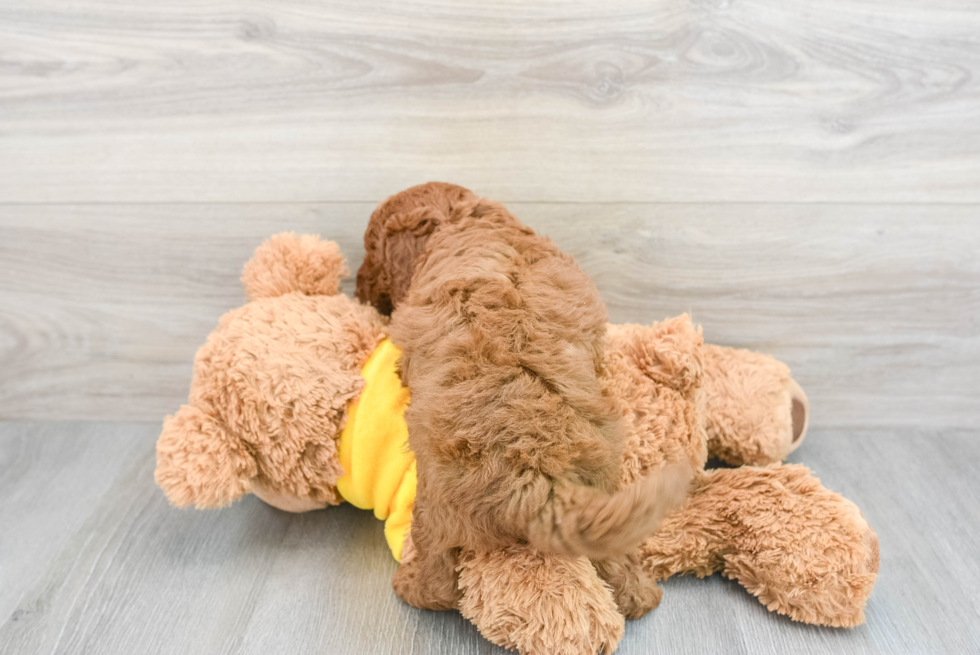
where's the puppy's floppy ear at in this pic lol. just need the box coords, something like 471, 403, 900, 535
155, 405, 257, 509
357, 206, 441, 314
382, 206, 442, 305
357, 181, 478, 314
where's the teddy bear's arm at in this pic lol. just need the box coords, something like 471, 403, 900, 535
640, 464, 879, 627
700, 344, 809, 466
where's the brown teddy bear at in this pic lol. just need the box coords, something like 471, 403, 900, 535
454, 316, 878, 654
156, 233, 878, 655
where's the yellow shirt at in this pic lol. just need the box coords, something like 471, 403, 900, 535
336, 338, 415, 561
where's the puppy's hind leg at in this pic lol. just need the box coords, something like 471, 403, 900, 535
592, 552, 663, 620
392, 509, 462, 610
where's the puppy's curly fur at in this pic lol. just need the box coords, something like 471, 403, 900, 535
356, 183, 691, 611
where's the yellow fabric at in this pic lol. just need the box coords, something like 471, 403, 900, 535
337, 338, 415, 561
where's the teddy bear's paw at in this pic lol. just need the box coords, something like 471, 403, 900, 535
719, 467, 879, 628
751, 518, 878, 628
458, 547, 624, 655
787, 377, 809, 453
155, 405, 257, 509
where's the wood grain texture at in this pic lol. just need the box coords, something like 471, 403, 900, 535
2, 3, 977, 652
2, 203, 978, 427
1, 421, 977, 654
0, 0, 978, 203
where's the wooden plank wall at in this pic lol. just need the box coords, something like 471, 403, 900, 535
1, 0, 978, 427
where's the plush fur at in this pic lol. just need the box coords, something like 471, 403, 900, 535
701, 344, 809, 465
356, 184, 877, 653
450, 316, 878, 654
355, 183, 691, 611
156, 233, 388, 511
641, 464, 879, 627
457, 547, 625, 655
157, 228, 878, 655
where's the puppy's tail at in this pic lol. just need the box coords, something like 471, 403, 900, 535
526, 461, 693, 558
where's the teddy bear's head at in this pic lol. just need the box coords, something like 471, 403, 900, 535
155, 233, 387, 510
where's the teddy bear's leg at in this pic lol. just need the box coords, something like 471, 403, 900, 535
641, 465, 879, 627
457, 545, 625, 655
701, 344, 810, 465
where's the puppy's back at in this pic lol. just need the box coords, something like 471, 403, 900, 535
393, 201, 689, 555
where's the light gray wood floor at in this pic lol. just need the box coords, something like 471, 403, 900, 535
1, 422, 977, 655
2, 1, 979, 653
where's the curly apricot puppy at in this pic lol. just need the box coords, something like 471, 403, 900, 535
356, 183, 691, 612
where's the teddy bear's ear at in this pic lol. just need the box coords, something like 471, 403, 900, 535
155, 405, 257, 509
637, 314, 705, 392
241, 233, 349, 301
